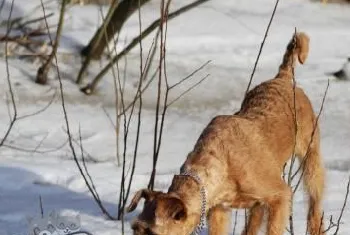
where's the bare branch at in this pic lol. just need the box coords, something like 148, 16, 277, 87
287, 29, 298, 235
232, 210, 238, 235
17, 89, 57, 120
333, 175, 350, 235
168, 60, 211, 90
79, 126, 101, 202
148, 0, 170, 190
38, 1, 116, 220
39, 195, 44, 218
244, 0, 280, 97
82, 0, 210, 94
20, 13, 55, 28
166, 74, 209, 108
2, 139, 68, 154
1, 0, 18, 147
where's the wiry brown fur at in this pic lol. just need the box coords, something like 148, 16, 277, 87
127, 32, 325, 235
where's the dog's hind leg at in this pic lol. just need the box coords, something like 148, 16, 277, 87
237, 173, 291, 235
242, 203, 265, 235
208, 205, 231, 235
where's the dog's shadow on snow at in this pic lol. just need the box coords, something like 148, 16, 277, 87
0, 166, 118, 234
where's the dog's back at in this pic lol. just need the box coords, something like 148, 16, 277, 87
235, 33, 316, 166
189, 33, 316, 169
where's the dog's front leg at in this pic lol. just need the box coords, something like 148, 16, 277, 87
208, 205, 231, 235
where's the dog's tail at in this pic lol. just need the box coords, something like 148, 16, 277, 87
276, 32, 309, 78
301, 134, 325, 234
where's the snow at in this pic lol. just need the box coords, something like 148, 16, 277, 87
0, 0, 349, 234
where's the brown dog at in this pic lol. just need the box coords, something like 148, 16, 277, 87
127, 32, 325, 235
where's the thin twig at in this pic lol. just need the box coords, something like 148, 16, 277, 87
82, 0, 210, 94
148, 0, 171, 190
0, 0, 18, 147
323, 215, 336, 233
116, 67, 159, 118
39, 1, 116, 220
232, 210, 238, 235
79, 126, 101, 202
166, 74, 209, 108
99, 4, 122, 167
123, 0, 156, 212
287, 29, 298, 235
17, 89, 57, 120
2, 139, 68, 154
0, 0, 5, 17
39, 195, 44, 218
244, 209, 248, 235
244, 0, 280, 97
17, 12, 55, 29
121, 0, 146, 228
168, 60, 211, 90
333, 175, 350, 235
102, 106, 116, 129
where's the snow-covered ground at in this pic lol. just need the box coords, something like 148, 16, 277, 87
0, 0, 349, 234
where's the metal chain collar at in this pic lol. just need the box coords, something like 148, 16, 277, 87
180, 170, 208, 235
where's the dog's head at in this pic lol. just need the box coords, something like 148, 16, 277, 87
127, 189, 195, 235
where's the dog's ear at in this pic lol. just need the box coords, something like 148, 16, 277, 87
126, 189, 152, 212
166, 197, 187, 221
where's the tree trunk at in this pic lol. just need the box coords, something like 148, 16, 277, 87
80, 0, 150, 60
